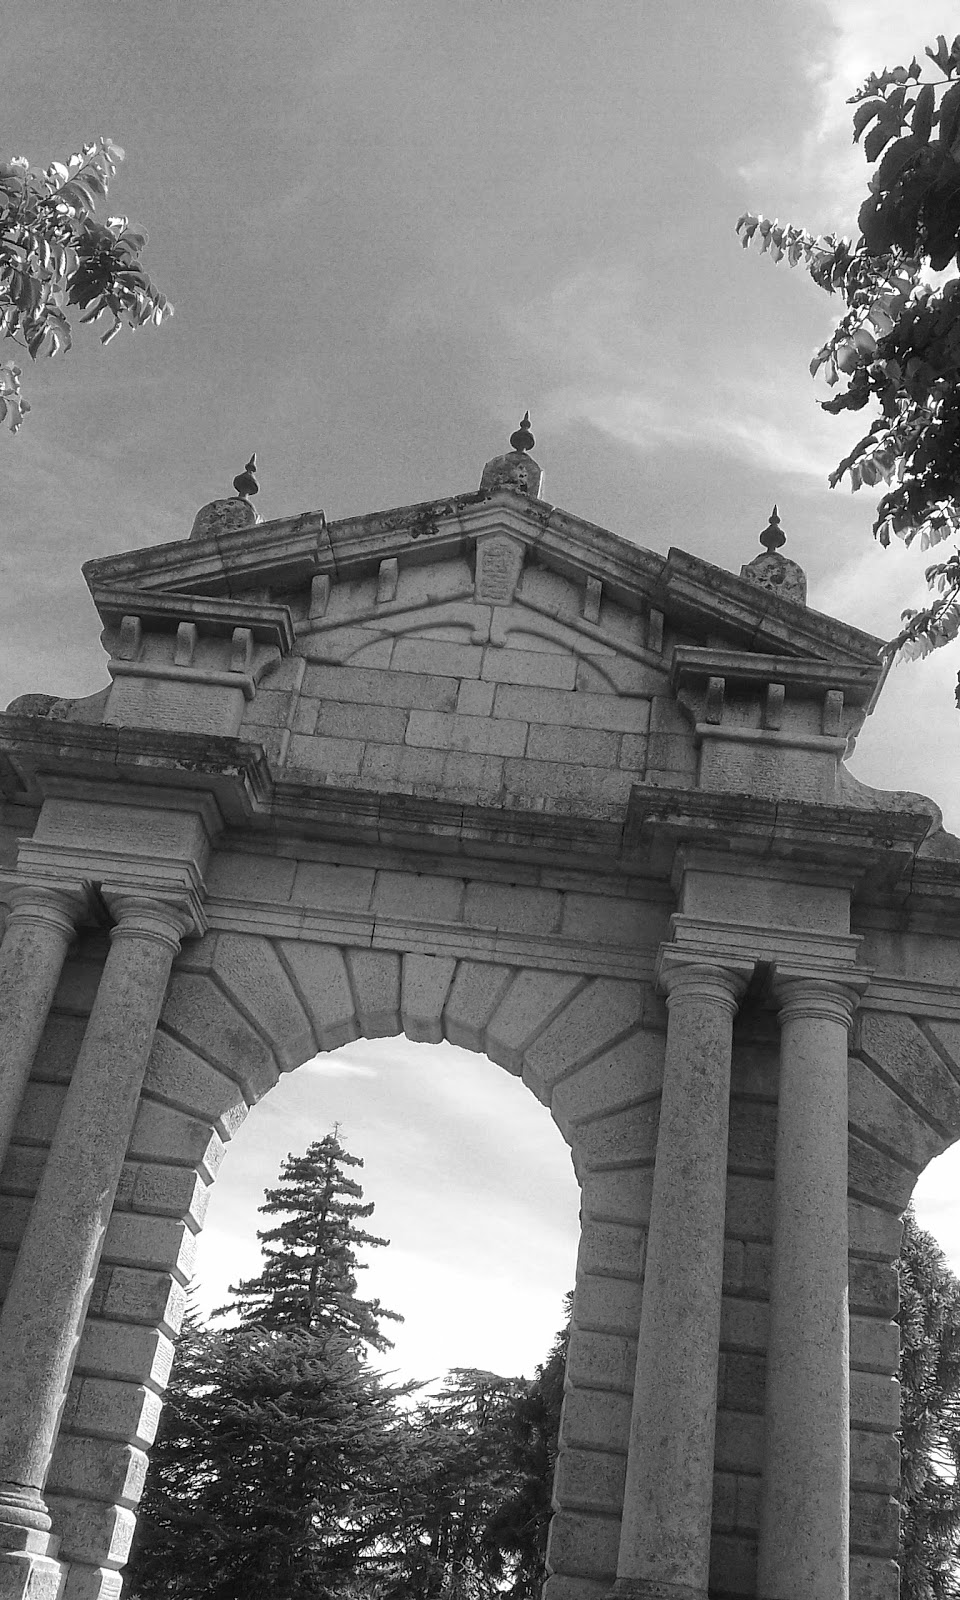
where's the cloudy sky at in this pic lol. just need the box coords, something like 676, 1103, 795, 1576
5, 1, 960, 1378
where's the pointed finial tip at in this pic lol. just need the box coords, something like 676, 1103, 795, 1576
760, 503, 786, 553
233, 452, 259, 500
509, 411, 535, 453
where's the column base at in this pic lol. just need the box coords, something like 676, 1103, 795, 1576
0, 1550, 65, 1600
607, 1581, 707, 1600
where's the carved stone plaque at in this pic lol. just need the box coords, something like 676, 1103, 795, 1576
474, 534, 524, 605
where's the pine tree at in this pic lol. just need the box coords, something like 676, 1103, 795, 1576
898, 1209, 960, 1600
127, 1129, 410, 1600
227, 1129, 401, 1352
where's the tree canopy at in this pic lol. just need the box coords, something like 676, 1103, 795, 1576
738, 36, 960, 679
0, 137, 170, 431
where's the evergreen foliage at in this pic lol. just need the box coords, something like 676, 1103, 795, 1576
898, 1209, 960, 1599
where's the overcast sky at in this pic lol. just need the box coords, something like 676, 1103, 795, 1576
5, 1, 960, 1379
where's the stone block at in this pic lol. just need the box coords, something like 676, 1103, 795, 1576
314, 701, 409, 743
735, 1473, 761, 1532
0, 1550, 66, 1600
559, 1388, 632, 1452
441, 751, 506, 791
723, 1240, 745, 1292
212, 934, 315, 1071
301, 664, 457, 710
32, 1015, 87, 1084
270, 943, 357, 1052
405, 710, 527, 756
392, 639, 483, 678
456, 680, 495, 716
850, 1253, 900, 1318
573, 1102, 660, 1171
493, 684, 650, 733
849, 1134, 915, 1210
522, 981, 646, 1093
709, 1533, 757, 1596
48, 1437, 147, 1506
723, 1171, 777, 1241
859, 1012, 960, 1135
345, 949, 401, 1037
0, 1195, 30, 1251
541, 1575, 608, 1600
47, 1498, 134, 1566
372, 870, 464, 922
849, 1056, 944, 1173
443, 961, 513, 1050
480, 646, 578, 689
559, 894, 668, 947
720, 1352, 765, 1414
851, 1428, 900, 1493
850, 1370, 900, 1432
619, 733, 648, 771
851, 1491, 899, 1556
553, 1447, 626, 1513
551, 1033, 664, 1132
291, 861, 376, 911
128, 1101, 224, 1181
161, 974, 279, 1105
243, 688, 288, 727
719, 1296, 768, 1353
849, 1200, 903, 1262
74, 1320, 174, 1388
851, 1316, 900, 1375
577, 1221, 646, 1280
286, 734, 364, 773
360, 743, 445, 788
501, 759, 634, 806
90, 1265, 185, 1335
53, 952, 105, 1016
850, 1556, 900, 1600
400, 954, 457, 1042
62, 1378, 162, 1446
63, 1564, 123, 1600
741, 1243, 771, 1297
544, 1509, 620, 1579
484, 972, 585, 1073
712, 1471, 737, 1531
525, 726, 620, 768
121, 1162, 210, 1226
205, 850, 296, 903
102, 1213, 196, 1280
144, 1031, 246, 1137
579, 1167, 655, 1226
574, 1272, 643, 1335
727, 1100, 777, 1175
565, 1329, 637, 1394
714, 1409, 764, 1473
463, 882, 562, 935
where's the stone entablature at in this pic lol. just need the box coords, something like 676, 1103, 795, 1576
1, 464, 959, 1600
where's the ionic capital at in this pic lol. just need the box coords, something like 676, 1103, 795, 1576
102, 893, 195, 955
773, 975, 863, 1032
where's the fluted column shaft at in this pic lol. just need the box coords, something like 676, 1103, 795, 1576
613, 962, 744, 1600
0, 895, 189, 1540
757, 979, 859, 1600
0, 887, 82, 1176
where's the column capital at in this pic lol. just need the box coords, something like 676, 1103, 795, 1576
102, 892, 194, 954
656, 948, 750, 1016
4, 883, 86, 940
773, 974, 865, 1031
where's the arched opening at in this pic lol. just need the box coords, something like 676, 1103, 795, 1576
193, 1034, 582, 1381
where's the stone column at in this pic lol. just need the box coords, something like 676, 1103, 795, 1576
757, 979, 859, 1600
612, 960, 744, 1600
0, 886, 83, 1175
0, 895, 190, 1595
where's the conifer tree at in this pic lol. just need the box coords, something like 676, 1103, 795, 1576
227, 1129, 402, 1352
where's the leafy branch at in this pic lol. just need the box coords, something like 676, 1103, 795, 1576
738, 36, 960, 679
0, 137, 172, 431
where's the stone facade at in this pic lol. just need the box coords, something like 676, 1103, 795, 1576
0, 456, 957, 1599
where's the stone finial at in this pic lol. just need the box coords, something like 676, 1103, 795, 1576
740, 504, 807, 606
190, 453, 262, 541
479, 412, 543, 498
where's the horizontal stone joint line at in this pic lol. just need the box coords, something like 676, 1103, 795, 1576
848, 1117, 925, 1175
203, 968, 288, 1063
543, 1017, 656, 1093
915, 1014, 960, 1089
512, 972, 593, 1053
565, 1090, 662, 1129
154, 1020, 252, 1100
